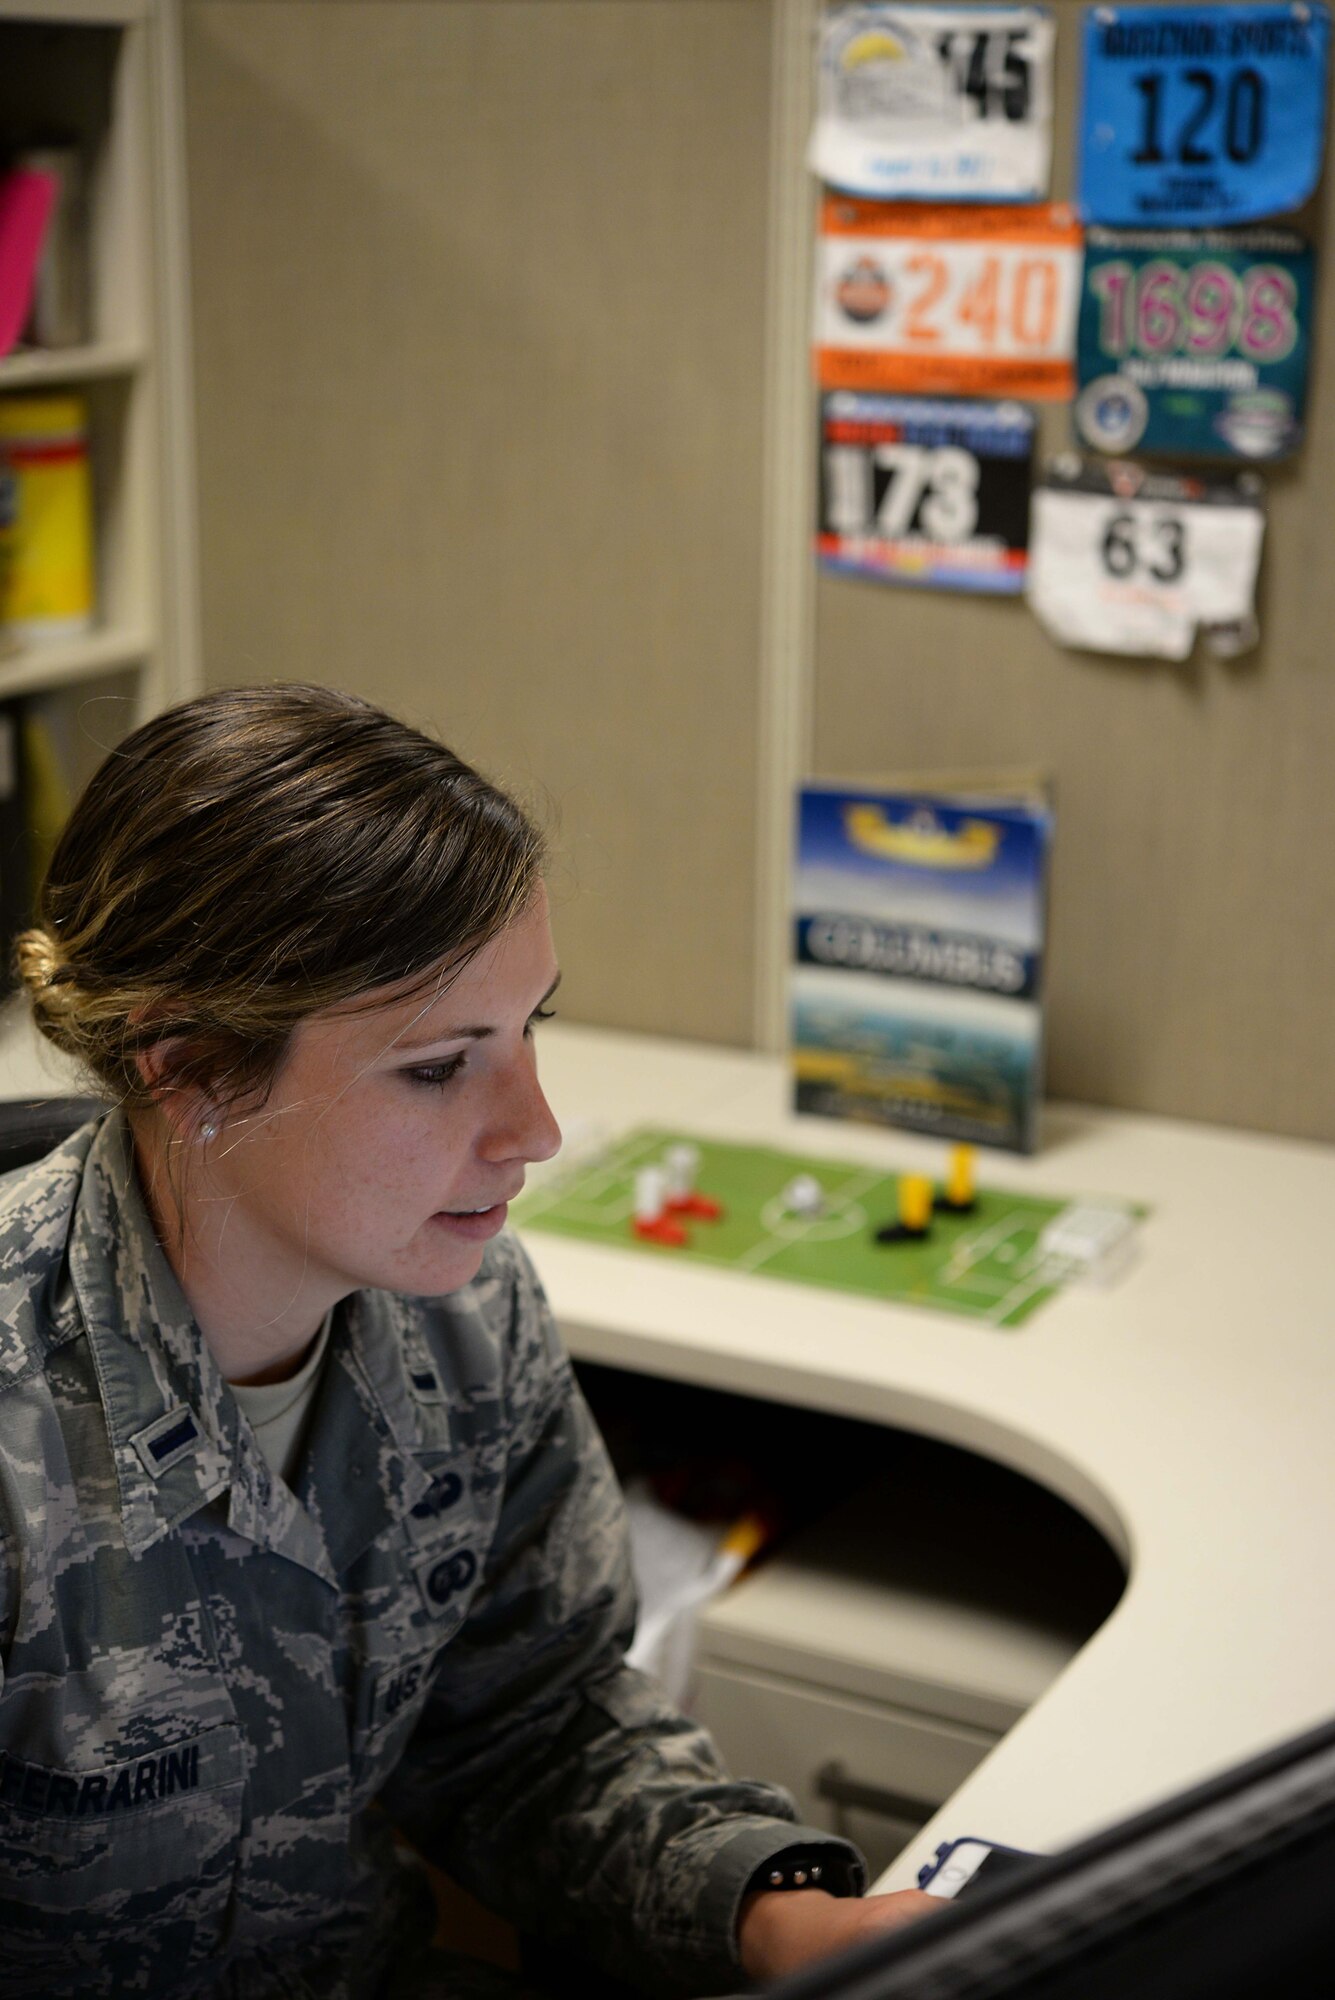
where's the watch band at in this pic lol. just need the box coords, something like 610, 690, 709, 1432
744, 1846, 862, 1899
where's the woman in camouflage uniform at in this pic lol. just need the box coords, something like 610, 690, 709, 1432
0, 686, 933, 1998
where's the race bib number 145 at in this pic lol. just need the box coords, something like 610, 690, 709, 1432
809, 4, 1056, 201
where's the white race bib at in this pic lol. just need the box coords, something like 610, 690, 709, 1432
809, 5, 1056, 201
1027, 460, 1265, 659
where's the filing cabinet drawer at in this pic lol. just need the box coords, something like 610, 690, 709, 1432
692, 1660, 995, 1880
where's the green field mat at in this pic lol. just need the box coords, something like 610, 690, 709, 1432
514, 1128, 1104, 1330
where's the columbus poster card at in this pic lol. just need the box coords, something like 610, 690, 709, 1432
792, 778, 1052, 1153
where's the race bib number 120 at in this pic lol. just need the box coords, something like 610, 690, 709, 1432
1079, 4, 1331, 226
815, 198, 1081, 398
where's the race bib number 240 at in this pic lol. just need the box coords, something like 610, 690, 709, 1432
815, 198, 1082, 398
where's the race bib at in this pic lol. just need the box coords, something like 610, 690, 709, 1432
1027, 458, 1265, 659
818, 393, 1033, 592
814, 197, 1081, 397
1078, 3, 1331, 226
1076, 226, 1314, 459
809, 4, 1055, 201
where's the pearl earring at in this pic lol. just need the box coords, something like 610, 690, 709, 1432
200, 1119, 219, 1142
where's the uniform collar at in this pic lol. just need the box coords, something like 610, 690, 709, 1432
71, 1112, 439, 1580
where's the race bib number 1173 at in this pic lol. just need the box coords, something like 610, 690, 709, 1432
819, 393, 1034, 592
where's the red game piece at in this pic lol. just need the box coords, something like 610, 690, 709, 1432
662, 1143, 723, 1223
633, 1214, 689, 1247
665, 1192, 723, 1222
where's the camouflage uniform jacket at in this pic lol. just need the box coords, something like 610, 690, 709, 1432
0, 1113, 863, 1999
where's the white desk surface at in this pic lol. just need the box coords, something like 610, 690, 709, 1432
514, 1022, 1335, 1892
4, 1008, 1333, 1893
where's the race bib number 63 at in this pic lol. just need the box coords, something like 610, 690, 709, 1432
1027, 459, 1265, 659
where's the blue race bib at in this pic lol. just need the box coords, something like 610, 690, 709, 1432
1079, 4, 1330, 226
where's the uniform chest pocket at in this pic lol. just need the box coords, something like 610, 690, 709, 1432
0, 1721, 245, 1985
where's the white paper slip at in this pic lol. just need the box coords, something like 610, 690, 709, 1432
1039, 1202, 1140, 1286
1027, 457, 1265, 660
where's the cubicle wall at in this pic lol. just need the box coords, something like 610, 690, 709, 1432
182, 0, 773, 1049
183, 0, 1335, 1143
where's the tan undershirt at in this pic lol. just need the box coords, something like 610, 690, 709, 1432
229, 1310, 334, 1488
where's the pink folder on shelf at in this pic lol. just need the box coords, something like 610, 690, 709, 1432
0, 169, 58, 357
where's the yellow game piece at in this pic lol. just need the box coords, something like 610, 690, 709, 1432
946, 1144, 976, 1208
719, 1512, 769, 1566
898, 1173, 933, 1234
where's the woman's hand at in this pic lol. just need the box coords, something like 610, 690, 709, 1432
736, 1885, 943, 1984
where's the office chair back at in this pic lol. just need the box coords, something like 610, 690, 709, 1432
0, 1097, 108, 1176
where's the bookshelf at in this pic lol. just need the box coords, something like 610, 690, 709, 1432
0, 0, 200, 730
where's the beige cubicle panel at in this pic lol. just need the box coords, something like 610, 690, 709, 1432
181, 0, 772, 1047
182, 0, 1335, 1143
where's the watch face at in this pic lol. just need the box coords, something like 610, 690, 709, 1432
923, 1840, 1042, 1900
955, 1845, 1041, 1900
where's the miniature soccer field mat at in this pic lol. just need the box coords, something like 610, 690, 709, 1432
512, 1129, 1146, 1331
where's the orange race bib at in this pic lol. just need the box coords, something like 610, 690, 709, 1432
814, 198, 1082, 399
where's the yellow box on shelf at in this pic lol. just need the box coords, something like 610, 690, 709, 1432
0, 392, 94, 643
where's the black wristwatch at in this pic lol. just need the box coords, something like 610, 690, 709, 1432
744, 1845, 863, 1899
